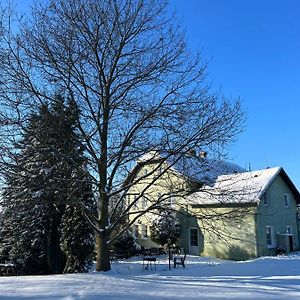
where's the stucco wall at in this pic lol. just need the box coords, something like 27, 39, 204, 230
256, 175, 299, 256
127, 162, 188, 249
190, 206, 257, 260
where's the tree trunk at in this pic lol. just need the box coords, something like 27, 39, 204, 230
95, 231, 111, 271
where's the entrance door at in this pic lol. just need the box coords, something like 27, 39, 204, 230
288, 235, 294, 252
189, 228, 199, 255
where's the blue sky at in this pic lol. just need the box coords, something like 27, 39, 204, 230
14, 0, 300, 187
171, 0, 300, 187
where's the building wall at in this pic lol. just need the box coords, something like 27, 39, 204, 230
190, 206, 257, 260
127, 162, 189, 249
127, 162, 300, 259
177, 209, 202, 254
256, 175, 300, 256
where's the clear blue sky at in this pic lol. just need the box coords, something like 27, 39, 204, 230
14, 0, 300, 187
171, 0, 300, 187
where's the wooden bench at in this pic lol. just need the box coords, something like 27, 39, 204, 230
173, 255, 186, 268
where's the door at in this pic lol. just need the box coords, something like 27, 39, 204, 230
189, 228, 199, 255
288, 235, 294, 252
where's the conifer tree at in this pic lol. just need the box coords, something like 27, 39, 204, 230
150, 211, 180, 246
0, 97, 94, 274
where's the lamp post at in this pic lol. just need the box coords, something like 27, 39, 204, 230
167, 238, 171, 270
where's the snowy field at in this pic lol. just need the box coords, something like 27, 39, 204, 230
0, 254, 300, 299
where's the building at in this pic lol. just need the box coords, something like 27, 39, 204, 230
127, 151, 300, 260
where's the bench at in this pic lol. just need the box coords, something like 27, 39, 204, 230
0, 262, 17, 276
143, 256, 156, 271
173, 254, 186, 268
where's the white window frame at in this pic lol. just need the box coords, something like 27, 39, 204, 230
266, 226, 275, 248
284, 194, 290, 208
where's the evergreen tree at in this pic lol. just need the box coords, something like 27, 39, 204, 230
150, 211, 180, 246
60, 170, 95, 273
0, 97, 94, 274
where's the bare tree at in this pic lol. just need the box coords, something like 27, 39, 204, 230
0, 0, 244, 271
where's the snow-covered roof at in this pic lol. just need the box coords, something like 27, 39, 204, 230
138, 151, 245, 185
188, 167, 297, 206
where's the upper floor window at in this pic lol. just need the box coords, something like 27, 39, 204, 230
158, 166, 163, 175
133, 195, 139, 210
142, 196, 148, 209
262, 192, 268, 206
284, 194, 290, 208
126, 194, 131, 207
168, 195, 176, 207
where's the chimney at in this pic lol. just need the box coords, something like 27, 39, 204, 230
186, 149, 196, 157
199, 151, 207, 158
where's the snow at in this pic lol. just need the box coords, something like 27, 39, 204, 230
138, 151, 245, 184
1, 254, 300, 299
188, 167, 282, 205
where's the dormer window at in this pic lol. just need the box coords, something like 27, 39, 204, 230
284, 194, 290, 208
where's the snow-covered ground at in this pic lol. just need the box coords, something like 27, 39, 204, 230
1, 254, 300, 299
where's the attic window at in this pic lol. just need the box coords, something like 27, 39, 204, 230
284, 194, 290, 208
262, 192, 268, 206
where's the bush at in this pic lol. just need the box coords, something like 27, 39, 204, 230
112, 230, 139, 257
150, 211, 180, 246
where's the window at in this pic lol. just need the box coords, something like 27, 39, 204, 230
168, 195, 175, 207
132, 225, 139, 238
262, 192, 268, 206
158, 167, 163, 175
126, 194, 131, 207
141, 225, 148, 239
190, 228, 198, 246
284, 194, 290, 208
142, 196, 148, 209
133, 195, 139, 210
144, 168, 148, 176
286, 226, 292, 234
266, 226, 275, 248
